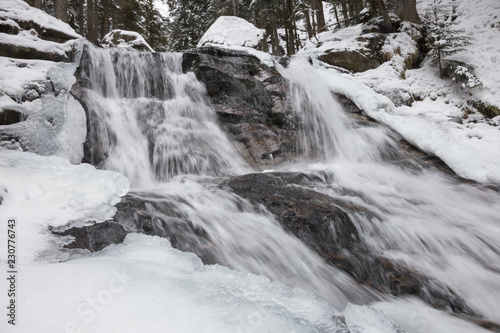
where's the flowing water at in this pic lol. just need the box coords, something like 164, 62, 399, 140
79, 46, 500, 328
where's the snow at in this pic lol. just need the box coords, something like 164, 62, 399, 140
0, 149, 130, 263
198, 16, 266, 49
290, 0, 500, 185
0, 0, 80, 40
0, 233, 348, 333
101, 29, 154, 52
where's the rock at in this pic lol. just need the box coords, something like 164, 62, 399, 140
56, 192, 218, 264
101, 29, 154, 52
318, 33, 386, 73
182, 46, 299, 168
319, 48, 381, 73
198, 16, 266, 50
54, 221, 129, 252
0, 109, 24, 125
0, 40, 71, 62
221, 172, 474, 316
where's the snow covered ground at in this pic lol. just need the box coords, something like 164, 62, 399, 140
294, 0, 500, 184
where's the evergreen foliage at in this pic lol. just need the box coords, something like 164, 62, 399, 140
424, 0, 477, 86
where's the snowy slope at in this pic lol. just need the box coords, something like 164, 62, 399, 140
291, 0, 500, 184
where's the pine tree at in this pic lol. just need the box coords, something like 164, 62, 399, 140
425, 0, 476, 85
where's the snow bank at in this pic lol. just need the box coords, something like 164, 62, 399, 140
101, 29, 154, 52
313, 61, 500, 184
0, 149, 130, 263
198, 16, 265, 49
0, 232, 348, 332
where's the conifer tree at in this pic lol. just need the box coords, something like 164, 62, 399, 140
425, 0, 476, 84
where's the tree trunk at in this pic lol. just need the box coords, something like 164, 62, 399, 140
304, 8, 313, 38
232, 0, 237, 16
377, 0, 394, 32
396, 0, 421, 23
33, 0, 43, 9
333, 4, 340, 29
367, 0, 378, 17
341, 1, 348, 26
312, 0, 325, 33
78, 0, 85, 36
87, 0, 98, 42
284, 0, 295, 55
102, 0, 110, 35
54, 0, 69, 22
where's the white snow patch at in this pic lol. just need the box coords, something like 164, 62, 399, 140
0, 149, 129, 263
0, 232, 347, 332
198, 16, 265, 49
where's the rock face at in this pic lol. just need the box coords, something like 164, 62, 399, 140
182, 47, 299, 168
221, 172, 473, 315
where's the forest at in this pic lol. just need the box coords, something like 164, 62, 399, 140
24, 0, 420, 53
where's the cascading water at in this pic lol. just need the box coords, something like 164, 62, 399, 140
78, 45, 248, 186
279, 58, 500, 324
79, 45, 500, 329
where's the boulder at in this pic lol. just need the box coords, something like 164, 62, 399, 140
183, 46, 299, 168
198, 16, 266, 50
101, 29, 154, 52
221, 172, 474, 315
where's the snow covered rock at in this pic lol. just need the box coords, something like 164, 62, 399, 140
101, 29, 154, 52
0, 0, 80, 62
198, 16, 265, 50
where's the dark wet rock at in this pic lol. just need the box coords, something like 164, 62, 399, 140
0, 41, 71, 62
361, 14, 402, 34
55, 221, 129, 252
0, 109, 24, 125
222, 172, 474, 316
0, 19, 20, 35
57, 192, 218, 264
182, 46, 299, 168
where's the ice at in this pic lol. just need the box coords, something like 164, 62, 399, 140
345, 303, 405, 333
0, 233, 349, 333
373, 298, 493, 333
0, 149, 129, 263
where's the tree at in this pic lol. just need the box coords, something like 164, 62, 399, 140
54, 0, 68, 22
425, 0, 475, 84
377, 0, 394, 32
396, 0, 421, 24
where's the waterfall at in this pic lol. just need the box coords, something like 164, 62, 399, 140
78, 45, 500, 326
280, 58, 500, 323
78, 45, 248, 187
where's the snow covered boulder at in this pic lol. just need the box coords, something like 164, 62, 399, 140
0, 0, 80, 62
198, 16, 265, 50
101, 29, 154, 52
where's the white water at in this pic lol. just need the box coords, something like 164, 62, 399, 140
80, 46, 248, 186
79, 47, 500, 330
279, 59, 500, 324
